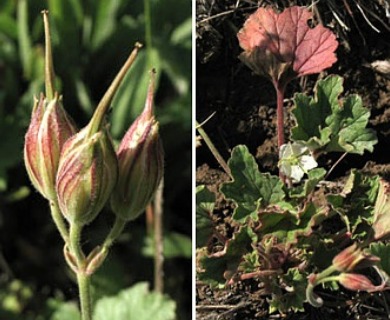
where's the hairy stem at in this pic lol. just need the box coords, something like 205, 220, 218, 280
103, 216, 127, 250
153, 180, 164, 293
49, 199, 69, 243
69, 223, 92, 320
275, 82, 286, 149
69, 223, 85, 265
77, 272, 92, 320
87, 43, 142, 137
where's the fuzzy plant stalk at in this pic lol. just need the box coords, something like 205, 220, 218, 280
55, 39, 143, 319
24, 11, 163, 320
237, 6, 338, 157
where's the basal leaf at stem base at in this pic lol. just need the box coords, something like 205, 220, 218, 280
269, 268, 307, 314
259, 202, 328, 244
198, 226, 255, 286
220, 145, 284, 222
291, 75, 377, 155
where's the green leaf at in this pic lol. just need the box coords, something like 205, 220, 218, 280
292, 75, 377, 154
49, 301, 80, 320
17, 0, 32, 79
372, 180, 390, 240
240, 251, 260, 273
259, 202, 327, 244
289, 168, 326, 198
220, 145, 285, 222
170, 17, 192, 49
90, 0, 121, 50
269, 268, 307, 313
327, 170, 379, 237
196, 185, 215, 247
163, 232, 192, 258
0, 13, 18, 39
93, 282, 176, 320
370, 242, 390, 277
0, 115, 24, 192
198, 226, 255, 286
48, 0, 83, 74
142, 232, 192, 259
158, 43, 190, 95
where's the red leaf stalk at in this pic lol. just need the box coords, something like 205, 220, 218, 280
274, 81, 286, 149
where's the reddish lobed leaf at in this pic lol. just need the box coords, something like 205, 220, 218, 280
237, 6, 338, 84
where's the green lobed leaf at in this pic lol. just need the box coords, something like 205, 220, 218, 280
289, 168, 326, 198
259, 202, 327, 244
269, 268, 307, 313
220, 145, 285, 222
327, 170, 379, 238
196, 185, 215, 247
198, 226, 255, 286
372, 180, 390, 240
370, 242, 390, 277
292, 75, 377, 155
93, 282, 176, 320
240, 251, 260, 273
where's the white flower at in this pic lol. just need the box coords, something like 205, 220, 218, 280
278, 141, 318, 182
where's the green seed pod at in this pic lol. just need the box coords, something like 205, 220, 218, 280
56, 127, 118, 225
24, 93, 77, 200
111, 70, 164, 221
55, 43, 142, 226
332, 243, 379, 273
338, 273, 381, 292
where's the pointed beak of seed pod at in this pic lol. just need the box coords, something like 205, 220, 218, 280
111, 69, 164, 221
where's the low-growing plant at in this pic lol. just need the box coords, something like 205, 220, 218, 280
196, 5, 390, 316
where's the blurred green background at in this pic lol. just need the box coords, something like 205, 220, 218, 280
0, 0, 192, 319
